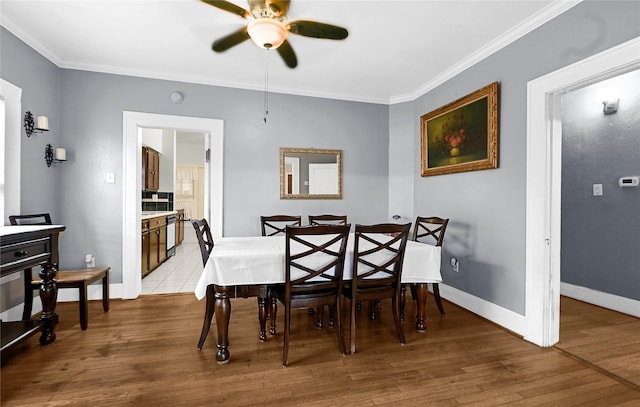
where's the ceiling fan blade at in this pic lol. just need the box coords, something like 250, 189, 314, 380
276, 40, 297, 68
212, 27, 251, 52
201, 0, 252, 19
287, 20, 348, 40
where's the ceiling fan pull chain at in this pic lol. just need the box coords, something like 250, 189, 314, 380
263, 49, 270, 123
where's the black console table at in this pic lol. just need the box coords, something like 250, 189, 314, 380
1, 225, 65, 357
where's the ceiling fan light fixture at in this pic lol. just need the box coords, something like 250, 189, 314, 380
248, 18, 287, 49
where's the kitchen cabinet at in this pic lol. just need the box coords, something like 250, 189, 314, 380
141, 220, 150, 277
142, 146, 160, 191
176, 209, 185, 247
145, 216, 167, 275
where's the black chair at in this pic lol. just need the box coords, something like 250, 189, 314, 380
260, 215, 301, 236
9, 214, 109, 330
406, 216, 449, 316
343, 223, 411, 354
308, 214, 348, 226
269, 224, 350, 366
192, 218, 271, 349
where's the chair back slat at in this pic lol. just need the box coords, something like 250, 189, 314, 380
352, 223, 411, 289
9, 213, 53, 225
261, 215, 302, 236
308, 214, 348, 226
412, 216, 449, 246
192, 219, 214, 266
285, 224, 350, 294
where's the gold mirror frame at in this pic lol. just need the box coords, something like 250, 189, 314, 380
280, 147, 342, 199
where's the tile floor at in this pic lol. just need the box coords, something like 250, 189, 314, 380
141, 227, 203, 295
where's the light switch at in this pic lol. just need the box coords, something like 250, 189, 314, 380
592, 183, 603, 196
105, 172, 115, 184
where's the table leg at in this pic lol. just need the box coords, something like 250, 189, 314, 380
257, 286, 268, 341
415, 283, 427, 332
214, 286, 232, 364
38, 263, 59, 345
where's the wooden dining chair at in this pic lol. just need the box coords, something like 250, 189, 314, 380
193, 218, 270, 349
192, 219, 216, 350
343, 223, 411, 354
9, 213, 110, 330
406, 216, 449, 316
268, 224, 350, 366
260, 215, 302, 236
308, 215, 348, 325
308, 214, 348, 226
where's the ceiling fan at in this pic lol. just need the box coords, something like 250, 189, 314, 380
201, 0, 349, 68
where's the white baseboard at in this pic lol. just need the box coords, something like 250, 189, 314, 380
438, 284, 527, 337
561, 282, 640, 317
0, 283, 123, 321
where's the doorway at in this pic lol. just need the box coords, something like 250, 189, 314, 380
525, 37, 640, 347
141, 130, 207, 294
122, 112, 224, 299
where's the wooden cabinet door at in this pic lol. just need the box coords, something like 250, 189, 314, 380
158, 224, 167, 264
142, 147, 160, 191
149, 227, 160, 271
176, 210, 185, 246
142, 229, 150, 277
150, 150, 159, 191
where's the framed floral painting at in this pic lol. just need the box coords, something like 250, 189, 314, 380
420, 82, 499, 176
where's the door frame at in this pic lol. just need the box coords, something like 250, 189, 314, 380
525, 37, 640, 346
123, 112, 223, 299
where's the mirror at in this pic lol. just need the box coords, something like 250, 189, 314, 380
280, 148, 342, 199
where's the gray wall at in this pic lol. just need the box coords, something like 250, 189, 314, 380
1, 27, 389, 299
1, 27, 63, 312
389, 1, 640, 315
3, 1, 639, 315
561, 69, 640, 301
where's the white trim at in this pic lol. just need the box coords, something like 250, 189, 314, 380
391, 1, 582, 104
1, 78, 22, 224
561, 282, 640, 318
2, 2, 580, 105
525, 37, 640, 347
439, 284, 526, 337
122, 112, 223, 299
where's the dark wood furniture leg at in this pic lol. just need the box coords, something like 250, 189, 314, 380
79, 280, 89, 330
214, 285, 232, 364
102, 270, 110, 312
257, 286, 268, 341
197, 285, 216, 350
22, 268, 34, 320
415, 283, 428, 332
433, 283, 445, 316
38, 263, 59, 345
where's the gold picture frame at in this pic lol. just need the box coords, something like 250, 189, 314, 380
420, 82, 499, 176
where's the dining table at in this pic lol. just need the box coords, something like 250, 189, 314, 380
194, 234, 442, 364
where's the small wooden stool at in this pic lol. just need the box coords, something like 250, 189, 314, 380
25, 267, 110, 330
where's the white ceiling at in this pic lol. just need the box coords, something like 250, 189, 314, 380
0, 1, 579, 104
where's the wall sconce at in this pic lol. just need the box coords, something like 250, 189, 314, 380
45, 144, 66, 167
24, 111, 50, 137
602, 99, 619, 115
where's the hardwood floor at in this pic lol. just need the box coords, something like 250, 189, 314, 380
557, 296, 640, 389
2, 295, 638, 406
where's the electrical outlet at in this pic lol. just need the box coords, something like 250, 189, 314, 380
450, 257, 459, 272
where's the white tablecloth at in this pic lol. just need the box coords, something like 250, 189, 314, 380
195, 234, 442, 300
